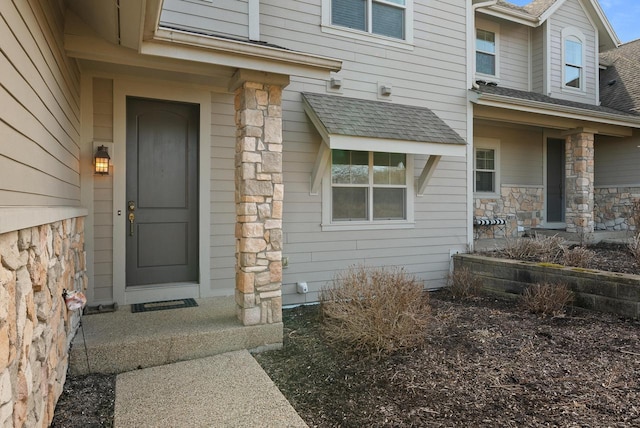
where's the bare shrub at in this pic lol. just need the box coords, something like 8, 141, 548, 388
447, 267, 483, 299
562, 246, 596, 268
628, 233, 640, 264
502, 234, 565, 263
320, 265, 430, 358
521, 282, 574, 316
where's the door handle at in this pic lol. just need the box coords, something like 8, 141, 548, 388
128, 200, 135, 236
128, 212, 135, 236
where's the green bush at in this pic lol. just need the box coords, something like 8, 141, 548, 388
320, 265, 430, 358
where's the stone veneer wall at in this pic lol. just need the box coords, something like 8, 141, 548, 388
594, 187, 640, 231
565, 132, 595, 234
234, 78, 284, 326
474, 186, 544, 239
0, 218, 87, 427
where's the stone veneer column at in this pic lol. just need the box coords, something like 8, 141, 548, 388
565, 131, 595, 234
232, 71, 288, 326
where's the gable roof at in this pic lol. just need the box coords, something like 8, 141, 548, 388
600, 40, 640, 114
495, 0, 557, 18
480, 0, 619, 50
523, 0, 558, 17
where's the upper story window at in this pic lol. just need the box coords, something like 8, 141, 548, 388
331, 149, 408, 222
564, 38, 583, 88
331, 0, 407, 40
562, 28, 586, 91
476, 29, 496, 76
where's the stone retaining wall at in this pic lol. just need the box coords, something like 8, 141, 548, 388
594, 187, 640, 231
0, 218, 87, 427
453, 254, 640, 319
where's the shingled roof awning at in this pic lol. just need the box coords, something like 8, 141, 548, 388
301, 93, 467, 195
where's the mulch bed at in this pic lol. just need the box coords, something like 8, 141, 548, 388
50, 373, 115, 428
255, 296, 640, 427
52, 242, 640, 427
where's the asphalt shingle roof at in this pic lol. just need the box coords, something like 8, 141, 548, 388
301, 93, 466, 145
599, 39, 640, 114
495, 0, 558, 17
473, 83, 639, 118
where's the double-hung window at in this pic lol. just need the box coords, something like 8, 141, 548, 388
564, 37, 583, 89
331, 150, 408, 222
476, 29, 496, 76
562, 28, 585, 91
474, 139, 500, 195
331, 0, 408, 40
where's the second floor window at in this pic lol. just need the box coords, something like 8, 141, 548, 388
331, 0, 406, 40
476, 29, 496, 76
564, 37, 583, 89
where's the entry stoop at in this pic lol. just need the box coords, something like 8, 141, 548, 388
69, 296, 283, 374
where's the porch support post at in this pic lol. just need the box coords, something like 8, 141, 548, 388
564, 130, 595, 235
232, 71, 288, 326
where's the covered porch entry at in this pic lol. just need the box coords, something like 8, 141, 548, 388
471, 84, 640, 239
64, 0, 341, 371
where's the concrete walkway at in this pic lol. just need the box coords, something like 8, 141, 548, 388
114, 350, 307, 427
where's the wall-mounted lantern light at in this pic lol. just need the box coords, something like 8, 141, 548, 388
94, 145, 110, 175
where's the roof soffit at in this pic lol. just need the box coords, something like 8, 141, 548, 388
64, 0, 342, 80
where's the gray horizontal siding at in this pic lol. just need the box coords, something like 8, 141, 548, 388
531, 25, 545, 94
595, 133, 640, 186
475, 124, 544, 186
499, 20, 530, 91
160, 0, 249, 39
0, 0, 81, 207
548, 0, 597, 104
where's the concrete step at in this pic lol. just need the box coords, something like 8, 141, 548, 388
69, 296, 283, 374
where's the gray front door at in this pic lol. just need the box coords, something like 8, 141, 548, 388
546, 138, 565, 224
126, 97, 199, 287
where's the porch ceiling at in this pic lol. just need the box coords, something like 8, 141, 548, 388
64, 0, 341, 82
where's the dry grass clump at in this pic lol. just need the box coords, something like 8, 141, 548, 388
562, 246, 596, 268
446, 267, 483, 299
320, 265, 430, 358
629, 200, 640, 263
521, 282, 574, 316
628, 233, 640, 264
502, 234, 565, 263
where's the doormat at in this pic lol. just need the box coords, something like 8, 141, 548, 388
131, 298, 198, 313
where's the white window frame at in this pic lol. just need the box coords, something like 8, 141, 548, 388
561, 28, 586, 93
473, 138, 500, 197
475, 21, 500, 81
321, 0, 414, 50
321, 150, 415, 231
